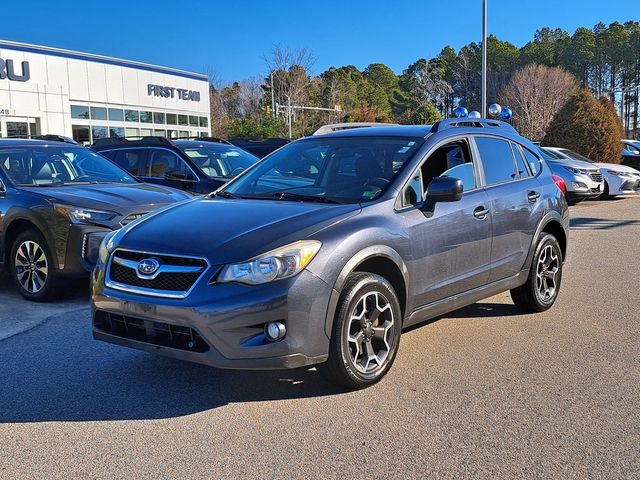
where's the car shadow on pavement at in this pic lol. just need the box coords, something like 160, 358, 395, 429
0, 310, 345, 424
570, 217, 640, 230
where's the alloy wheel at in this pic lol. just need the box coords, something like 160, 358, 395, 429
347, 291, 395, 374
536, 244, 559, 302
14, 240, 48, 294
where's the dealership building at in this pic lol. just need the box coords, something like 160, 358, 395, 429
0, 40, 211, 144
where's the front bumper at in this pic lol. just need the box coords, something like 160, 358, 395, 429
606, 174, 640, 195
91, 269, 333, 370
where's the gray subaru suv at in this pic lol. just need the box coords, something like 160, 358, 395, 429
92, 119, 569, 389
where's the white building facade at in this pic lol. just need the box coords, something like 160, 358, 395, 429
0, 40, 211, 144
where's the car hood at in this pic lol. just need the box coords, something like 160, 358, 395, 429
596, 162, 640, 174
548, 157, 598, 170
23, 182, 191, 213
116, 198, 362, 264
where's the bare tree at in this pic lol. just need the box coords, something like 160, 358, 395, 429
263, 45, 317, 114
407, 59, 453, 114
499, 64, 579, 140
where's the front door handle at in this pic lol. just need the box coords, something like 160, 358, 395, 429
473, 206, 489, 219
528, 191, 540, 202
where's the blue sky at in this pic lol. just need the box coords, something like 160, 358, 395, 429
4, 0, 638, 82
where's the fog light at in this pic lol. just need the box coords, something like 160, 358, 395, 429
572, 182, 588, 190
265, 321, 286, 341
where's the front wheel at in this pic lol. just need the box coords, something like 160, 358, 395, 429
511, 233, 563, 313
9, 230, 59, 302
318, 272, 402, 390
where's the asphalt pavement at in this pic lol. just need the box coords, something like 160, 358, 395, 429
0, 197, 639, 479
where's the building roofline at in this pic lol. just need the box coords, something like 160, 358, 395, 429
0, 40, 209, 82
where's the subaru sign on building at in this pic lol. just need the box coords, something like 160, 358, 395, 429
0, 40, 210, 143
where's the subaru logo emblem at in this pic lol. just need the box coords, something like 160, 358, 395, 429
138, 258, 160, 275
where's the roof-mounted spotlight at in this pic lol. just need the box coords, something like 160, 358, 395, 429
454, 106, 468, 118
468, 111, 481, 119
500, 107, 513, 120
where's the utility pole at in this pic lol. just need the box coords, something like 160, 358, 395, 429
481, 0, 488, 118
286, 95, 292, 139
270, 72, 276, 119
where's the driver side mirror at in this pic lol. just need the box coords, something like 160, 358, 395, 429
0, 180, 6, 197
425, 177, 463, 203
164, 170, 190, 182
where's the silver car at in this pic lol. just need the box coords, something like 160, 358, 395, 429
545, 147, 640, 198
540, 147, 604, 205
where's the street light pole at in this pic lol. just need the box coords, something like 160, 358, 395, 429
480, 0, 487, 118
481, 0, 488, 118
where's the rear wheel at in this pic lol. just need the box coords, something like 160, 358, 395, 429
9, 230, 59, 302
318, 272, 402, 390
511, 234, 563, 313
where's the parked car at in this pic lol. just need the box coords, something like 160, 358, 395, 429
0, 137, 191, 301
227, 138, 290, 158
545, 146, 640, 198
93, 137, 259, 195
621, 139, 640, 169
539, 147, 604, 205
92, 119, 569, 389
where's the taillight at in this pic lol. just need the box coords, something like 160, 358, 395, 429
552, 174, 566, 195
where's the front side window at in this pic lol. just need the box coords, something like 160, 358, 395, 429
182, 144, 259, 178
475, 137, 518, 185
106, 149, 146, 176
0, 146, 136, 186
146, 149, 193, 179
224, 136, 424, 204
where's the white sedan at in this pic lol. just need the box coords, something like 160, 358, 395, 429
545, 147, 640, 198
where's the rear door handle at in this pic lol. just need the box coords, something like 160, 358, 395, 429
473, 206, 489, 219
528, 191, 540, 202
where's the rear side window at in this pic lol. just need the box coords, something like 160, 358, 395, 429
475, 137, 518, 185
510, 143, 532, 178
105, 149, 146, 176
521, 148, 542, 176
146, 149, 194, 179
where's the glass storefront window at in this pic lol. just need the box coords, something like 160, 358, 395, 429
125, 128, 139, 137
71, 105, 90, 120
109, 127, 125, 138
178, 115, 188, 126
92, 126, 108, 141
140, 111, 152, 123
199, 117, 208, 128
189, 115, 199, 126
166, 129, 177, 139
153, 112, 165, 124
125, 110, 139, 122
178, 130, 189, 138
108, 108, 124, 121
90, 107, 108, 121
166, 113, 177, 125
154, 129, 167, 137
72, 125, 91, 144
140, 128, 152, 136
6, 122, 28, 136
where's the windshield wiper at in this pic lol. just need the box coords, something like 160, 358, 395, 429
209, 190, 238, 199
270, 192, 341, 204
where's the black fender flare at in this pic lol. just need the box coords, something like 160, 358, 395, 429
323, 244, 410, 338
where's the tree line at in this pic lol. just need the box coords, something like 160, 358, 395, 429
209, 20, 640, 140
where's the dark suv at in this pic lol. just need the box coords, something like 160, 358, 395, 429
92, 119, 569, 389
93, 137, 259, 195
0, 138, 190, 301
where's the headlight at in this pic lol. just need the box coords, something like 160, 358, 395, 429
563, 166, 588, 175
55, 204, 116, 224
218, 240, 321, 285
98, 230, 118, 264
606, 170, 630, 177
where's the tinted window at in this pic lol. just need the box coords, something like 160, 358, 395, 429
225, 136, 424, 204
90, 107, 107, 121
109, 149, 145, 176
510, 143, 531, 177
140, 111, 153, 123
199, 117, 208, 128
182, 145, 259, 178
153, 112, 165, 124
91, 126, 108, 141
475, 137, 518, 185
178, 115, 188, 126
125, 110, 139, 122
71, 105, 89, 120
109, 127, 124, 138
522, 148, 542, 175
108, 108, 124, 121
146, 149, 193, 179
72, 125, 90, 144
166, 114, 177, 125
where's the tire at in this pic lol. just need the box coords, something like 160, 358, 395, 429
318, 272, 402, 390
603, 181, 610, 198
510, 233, 563, 313
9, 229, 59, 302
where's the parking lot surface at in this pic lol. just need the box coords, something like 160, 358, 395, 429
1, 197, 639, 479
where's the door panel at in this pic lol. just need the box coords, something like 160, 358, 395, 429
404, 188, 493, 307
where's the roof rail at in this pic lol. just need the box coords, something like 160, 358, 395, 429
91, 136, 175, 147
430, 118, 517, 134
313, 122, 397, 136
228, 137, 290, 144
8, 134, 78, 145
182, 136, 231, 145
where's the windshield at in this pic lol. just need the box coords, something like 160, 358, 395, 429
222, 136, 425, 204
559, 148, 595, 163
0, 145, 136, 186
181, 144, 259, 178
538, 147, 559, 161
